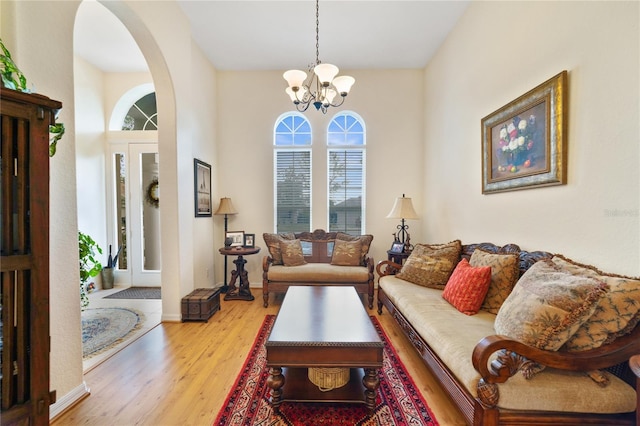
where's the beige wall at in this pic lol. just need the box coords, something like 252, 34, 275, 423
215, 69, 425, 285
423, 1, 639, 276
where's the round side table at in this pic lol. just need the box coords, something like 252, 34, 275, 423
219, 246, 260, 301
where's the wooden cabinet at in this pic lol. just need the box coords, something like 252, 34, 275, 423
1, 87, 60, 426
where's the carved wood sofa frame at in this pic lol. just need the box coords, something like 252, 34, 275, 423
376, 242, 640, 426
262, 229, 375, 309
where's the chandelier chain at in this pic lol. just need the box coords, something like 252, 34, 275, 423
315, 0, 320, 65
283, 0, 354, 113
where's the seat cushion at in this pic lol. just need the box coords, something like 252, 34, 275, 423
268, 263, 370, 283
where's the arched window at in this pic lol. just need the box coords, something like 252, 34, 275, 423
327, 111, 366, 235
122, 92, 157, 130
273, 112, 312, 233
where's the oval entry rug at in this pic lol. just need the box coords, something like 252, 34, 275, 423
82, 307, 145, 359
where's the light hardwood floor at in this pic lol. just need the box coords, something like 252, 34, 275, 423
53, 292, 466, 426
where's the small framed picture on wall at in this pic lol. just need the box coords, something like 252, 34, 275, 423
194, 159, 212, 217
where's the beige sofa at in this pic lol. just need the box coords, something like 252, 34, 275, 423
262, 229, 374, 308
377, 241, 640, 425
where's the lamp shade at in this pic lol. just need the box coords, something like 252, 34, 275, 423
332, 75, 355, 95
214, 197, 238, 215
283, 69, 307, 88
314, 63, 339, 85
386, 195, 418, 220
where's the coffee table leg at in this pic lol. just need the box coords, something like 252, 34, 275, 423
363, 368, 379, 411
267, 367, 285, 412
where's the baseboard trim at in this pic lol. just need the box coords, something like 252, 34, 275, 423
49, 382, 91, 422
162, 313, 181, 322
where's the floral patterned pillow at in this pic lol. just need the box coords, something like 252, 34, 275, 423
331, 239, 362, 266
336, 233, 373, 264
552, 255, 640, 352
279, 239, 307, 267
396, 240, 462, 289
469, 248, 520, 314
495, 259, 608, 352
263, 233, 296, 265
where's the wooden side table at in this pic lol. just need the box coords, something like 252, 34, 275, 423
387, 250, 411, 265
218, 246, 260, 301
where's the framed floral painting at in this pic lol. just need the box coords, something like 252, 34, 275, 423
481, 71, 567, 194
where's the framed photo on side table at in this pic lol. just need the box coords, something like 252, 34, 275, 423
389, 241, 405, 254
226, 231, 245, 247
481, 70, 567, 194
244, 233, 255, 248
194, 159, 212, 217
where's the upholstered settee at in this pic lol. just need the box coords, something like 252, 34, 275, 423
262, 229, 374, 308
376, 241, 640, 426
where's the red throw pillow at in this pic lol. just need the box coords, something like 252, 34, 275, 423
442, 258, 492, 315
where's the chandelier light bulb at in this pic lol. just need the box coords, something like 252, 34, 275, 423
283, 69, 307, 89
332, 75, 355, 96
313, 63, 339, 86
285, 87, 299, 102
325, 88, 337, 105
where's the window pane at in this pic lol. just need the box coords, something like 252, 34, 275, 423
327, 112, 365, 146
328, 149, 364, 234
275, 113, 311, 146
123, 93, 157, 131
275, 150, 311, 233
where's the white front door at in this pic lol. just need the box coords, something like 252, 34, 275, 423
110, 143, 161, 287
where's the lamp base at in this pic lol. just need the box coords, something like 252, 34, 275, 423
220, 285, 229, 294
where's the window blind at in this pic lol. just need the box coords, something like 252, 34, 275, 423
275, 150, 311, 233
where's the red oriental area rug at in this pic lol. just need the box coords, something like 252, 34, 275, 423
214, 315, 438, 426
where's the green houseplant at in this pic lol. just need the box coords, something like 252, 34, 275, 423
78, 231, 102, 309
1, 37, 64, 156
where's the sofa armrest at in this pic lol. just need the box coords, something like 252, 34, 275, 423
376, 260, 402, 277
630, 354, 640, 379
365, 256, 374, 271
472, 327, 640, 407
262, 256, 273, 273
631, 355, 640, 426
474, 325, 640, 384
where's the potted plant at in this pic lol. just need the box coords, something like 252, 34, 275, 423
78, 231, 102, 309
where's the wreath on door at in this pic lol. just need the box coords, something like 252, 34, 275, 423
145, 177, 159, 208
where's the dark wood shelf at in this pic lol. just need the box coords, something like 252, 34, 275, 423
280, 367, 366, 404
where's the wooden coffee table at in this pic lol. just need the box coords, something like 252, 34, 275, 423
265, 286, 383, 411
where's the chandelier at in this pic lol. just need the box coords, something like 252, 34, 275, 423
283, 0, 355, 114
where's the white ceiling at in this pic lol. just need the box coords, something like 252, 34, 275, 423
74, 0, 470, 73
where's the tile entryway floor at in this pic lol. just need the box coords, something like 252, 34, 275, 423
83, 285, 162, 372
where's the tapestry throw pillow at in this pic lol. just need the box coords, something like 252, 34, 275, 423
331, 239, 363, 266
263, 233, 295, 265
442, 259, 492, 315
336, 232, 373, 263
495, 259, 608, 353
280, 239, 307, 266
396, 240, 462, 289
469, 248, 520, 314
551, 255, 640, 352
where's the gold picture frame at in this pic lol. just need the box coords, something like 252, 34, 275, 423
481, 71, 567, 194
